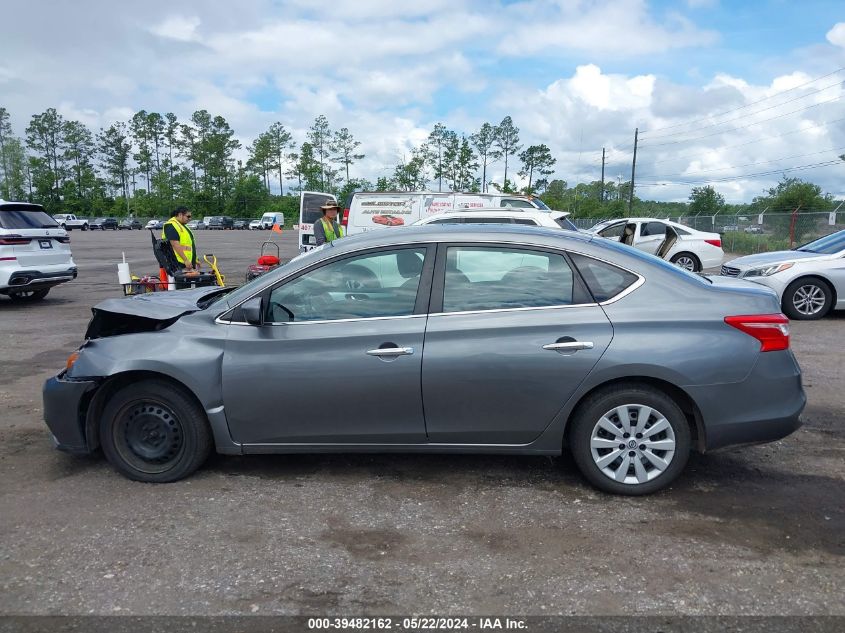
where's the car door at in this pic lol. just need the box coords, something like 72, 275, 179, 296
221, 245, 435, 445
633, 221, 667, 254
421, 244, 613, 444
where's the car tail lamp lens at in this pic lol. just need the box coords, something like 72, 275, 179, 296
705, 239, 722, 248
0, 235, 32, 245
66, 352, 80, 371
724, 314, 790, 352
341, 208, 350, 227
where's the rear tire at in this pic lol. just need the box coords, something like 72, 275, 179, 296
81, 224, 88, 231
670, 252, 701, 272
569, 384, 691, 495
99, 379, 213, 483
782, 277, 833, 320
8, 288, 50, 302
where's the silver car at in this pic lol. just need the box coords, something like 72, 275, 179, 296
721, 229, 845, 320
43, 226, 804, 495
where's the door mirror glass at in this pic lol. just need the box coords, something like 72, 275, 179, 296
242, 297, 264, 325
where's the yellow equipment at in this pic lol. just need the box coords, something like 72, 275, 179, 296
203, 254, 225, 287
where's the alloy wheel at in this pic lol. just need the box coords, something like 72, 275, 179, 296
590, 404, 676, 485
792, 284, 826, 316
674, 255, 696, 271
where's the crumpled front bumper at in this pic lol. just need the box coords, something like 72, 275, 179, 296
42, 372, 99, 454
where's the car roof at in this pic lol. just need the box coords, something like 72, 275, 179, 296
0, 201, 47, 211
325, 224, 595, 254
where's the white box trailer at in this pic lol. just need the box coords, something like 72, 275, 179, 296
297, 191, 550, 252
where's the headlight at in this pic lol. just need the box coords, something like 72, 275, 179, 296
745, 262, 794, 278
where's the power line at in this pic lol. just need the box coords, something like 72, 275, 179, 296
637, 160, 842, 186
638, 66, 845, 135
641, 116, 845, 166
638, 147, 845, 179
641, 78, 844, 141
640, 95, 843, 148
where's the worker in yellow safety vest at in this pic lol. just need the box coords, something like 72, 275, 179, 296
162, 206, 199, 270
314, 201, 344, 245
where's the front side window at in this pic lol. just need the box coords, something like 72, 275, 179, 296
266, 248, 427, 322
598, 222, 626, 238
442, 246, 574, 313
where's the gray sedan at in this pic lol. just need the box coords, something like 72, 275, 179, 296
43, 225, 805, 495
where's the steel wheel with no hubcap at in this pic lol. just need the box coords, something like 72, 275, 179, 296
590, 404, 676, 485
113, 401, 186, 475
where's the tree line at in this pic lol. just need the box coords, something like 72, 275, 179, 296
0, 105, 839, 221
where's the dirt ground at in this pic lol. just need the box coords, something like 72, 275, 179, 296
0, 229, 842, 616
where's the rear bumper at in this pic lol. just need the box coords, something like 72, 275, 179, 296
687, 351, 805, 451
0, 266, 78, 291
42, 373, 99, 454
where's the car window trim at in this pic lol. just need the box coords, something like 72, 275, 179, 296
222, 243, 437, 326
428, 242, 595, 315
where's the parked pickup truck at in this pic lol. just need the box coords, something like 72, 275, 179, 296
52, 214, 89, 231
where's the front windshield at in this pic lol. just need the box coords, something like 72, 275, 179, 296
796, 230, 845, 254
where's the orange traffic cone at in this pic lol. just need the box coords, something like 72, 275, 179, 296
271, 223, 282, 234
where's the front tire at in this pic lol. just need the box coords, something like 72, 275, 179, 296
81, 224, 88, 231
782, 277, 833, 320
99, 379, 213, 483
670, 252, 701, 272
569, 384, 691, 495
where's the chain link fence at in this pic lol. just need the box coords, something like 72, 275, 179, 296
571, 211, 842, 255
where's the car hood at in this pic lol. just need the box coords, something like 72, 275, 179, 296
85, 287, 229, 338
726, 250, 824, 268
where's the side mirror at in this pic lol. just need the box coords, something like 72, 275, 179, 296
241, 297, 264, 325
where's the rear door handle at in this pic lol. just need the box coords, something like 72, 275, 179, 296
366, 347, 415, 357
542, 341, 594, 352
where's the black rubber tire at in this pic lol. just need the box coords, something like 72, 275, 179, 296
569, 383, 691, 495
782, 277, 833, 320
81, 224, 88, 231
670, 252, 701, 272
8, 288, 50, 302
99, 379, 213, 483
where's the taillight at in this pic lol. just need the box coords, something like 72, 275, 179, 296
724, 314, 790, 352
0, 235, 32, 245
341, 208, 350, 227
705, 238, 721, 248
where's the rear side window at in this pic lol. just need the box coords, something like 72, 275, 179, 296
461, 217, 511, 224
555, 217, 578, 231
512, 218, 539, 226
501, 199, 535, 209
0, 207, 59, 229
442, 246, 575, 312
570, 254, 639, 302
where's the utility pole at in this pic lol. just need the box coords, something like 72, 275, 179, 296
628, 128, 638, 213
600, 147, 606, 203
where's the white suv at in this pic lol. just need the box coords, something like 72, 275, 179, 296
414, 208, 579, 231
1, 201, 77, 301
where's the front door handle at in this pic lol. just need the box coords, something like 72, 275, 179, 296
542, 341, 594, 352
366, 346, 415, 357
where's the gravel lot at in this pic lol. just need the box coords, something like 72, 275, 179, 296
0, 230, 842, 616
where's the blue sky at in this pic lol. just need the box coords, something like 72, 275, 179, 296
2, 0, 844, 201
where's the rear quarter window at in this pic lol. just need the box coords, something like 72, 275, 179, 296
570, 254, 640, 302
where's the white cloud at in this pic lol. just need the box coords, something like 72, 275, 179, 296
499, 0, 718, 57
826, 22, 845, 48
150, 15, 201, 42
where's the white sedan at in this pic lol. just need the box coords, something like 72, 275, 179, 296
587, 218, 724, 272
720, 229, 845, 320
